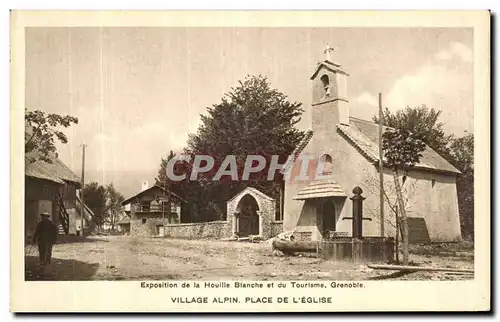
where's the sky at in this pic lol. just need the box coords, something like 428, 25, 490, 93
25, 27, 474, 197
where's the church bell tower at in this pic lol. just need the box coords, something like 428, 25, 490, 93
310, 45, 350, 135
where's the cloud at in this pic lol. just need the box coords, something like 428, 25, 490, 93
384, 62, 473, 135
355, 92, 378, 107
376, 40, 474, 136
435, 41, 472, 63
451, 42, 473, 62
435, 50, 453, 61
93, 132, 114, 143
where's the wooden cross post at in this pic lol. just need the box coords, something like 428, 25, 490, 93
323, 43, 335, 61
343, 186, 372, 238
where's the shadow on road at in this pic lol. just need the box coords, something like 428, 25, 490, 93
25, 255, 100, 281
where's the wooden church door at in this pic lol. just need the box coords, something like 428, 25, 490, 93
320, 199, 336, 238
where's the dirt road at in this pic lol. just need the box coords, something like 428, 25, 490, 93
24, 236, 474, 281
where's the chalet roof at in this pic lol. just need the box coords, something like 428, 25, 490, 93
122, 184, 187, 206
337, 117, 461, 175
293, 179, 347, 200
25, 153, 82, 187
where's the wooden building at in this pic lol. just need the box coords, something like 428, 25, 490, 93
121, 183, 187, 237
25, 154, 93, 239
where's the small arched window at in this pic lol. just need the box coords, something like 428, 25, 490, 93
318, 154, 333, 176
320, 74, 330, 96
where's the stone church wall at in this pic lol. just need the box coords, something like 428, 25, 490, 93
226, 187, 277, 240
270, 221, 284, 237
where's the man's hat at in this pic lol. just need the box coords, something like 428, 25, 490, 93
40, 211, 51, 218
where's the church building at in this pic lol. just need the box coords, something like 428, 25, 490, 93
282, 49, 462, 243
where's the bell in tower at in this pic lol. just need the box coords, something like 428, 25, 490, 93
310, 44, 350, 129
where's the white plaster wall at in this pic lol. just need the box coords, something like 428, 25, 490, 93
284, 125, 461, 242
283, 141, 314, 232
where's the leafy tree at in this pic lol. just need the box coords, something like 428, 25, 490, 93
188, 75, 304, 158
81, 182, 107, 228
374, 105, 474, 239
159, 75, 305, 222
105, 183, 125, 231
25, 109, 78, 163
157, 150, 176, 186
373, 105, 453, 158
156, 150, 188, 199
449, 133, 474, 238
449, 133, 474, 173
363, 168, 419, 262
382, 128, 426, 265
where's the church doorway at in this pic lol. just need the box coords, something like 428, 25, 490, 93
320, 199, 336, 238
236, 194, 260, 237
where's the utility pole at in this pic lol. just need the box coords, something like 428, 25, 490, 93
162, 179, 166, 232
167, 181, 171, 225
80, 143, 86, 237
378, 93, 385, 237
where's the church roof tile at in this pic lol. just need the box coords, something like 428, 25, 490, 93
337, 117, 461, 174
293, 179, 347, 200
283, 118, 460, 176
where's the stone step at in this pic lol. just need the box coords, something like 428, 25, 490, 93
58, 224, 66, 235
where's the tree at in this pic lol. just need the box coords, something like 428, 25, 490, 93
374, 105, 474, 239
157, 150, 186, 198
81, 182, 107, 228
25, 109, 78, 163
105, 183, 125, 231
382, 128, 426, 265
449, 133, 474, 238
160, 75, 305, 222
373, 105, 453, 158
157, 150, 176, 186
363, 168, 419, 263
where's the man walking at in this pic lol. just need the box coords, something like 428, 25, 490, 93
32, 212, 58, 266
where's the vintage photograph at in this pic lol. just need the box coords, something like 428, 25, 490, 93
21, 24, 478, 283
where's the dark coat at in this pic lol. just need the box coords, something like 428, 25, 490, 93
33, 219, 58, 245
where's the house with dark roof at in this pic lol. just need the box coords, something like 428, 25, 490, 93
25, 152, 93, 238
121, 181, 187, 237
282, 56, 462, 243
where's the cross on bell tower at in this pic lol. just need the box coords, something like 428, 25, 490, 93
323, 43, 335, 62
310, 44, 350, 127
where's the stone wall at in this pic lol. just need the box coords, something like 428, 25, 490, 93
226, 187, 276, 239
270, 221, 283, 237
131, 218, 164, 237
164, 221, 231, 239
131, 219, 280, 240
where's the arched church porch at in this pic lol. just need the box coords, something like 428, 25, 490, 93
226, 187, 278, 240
